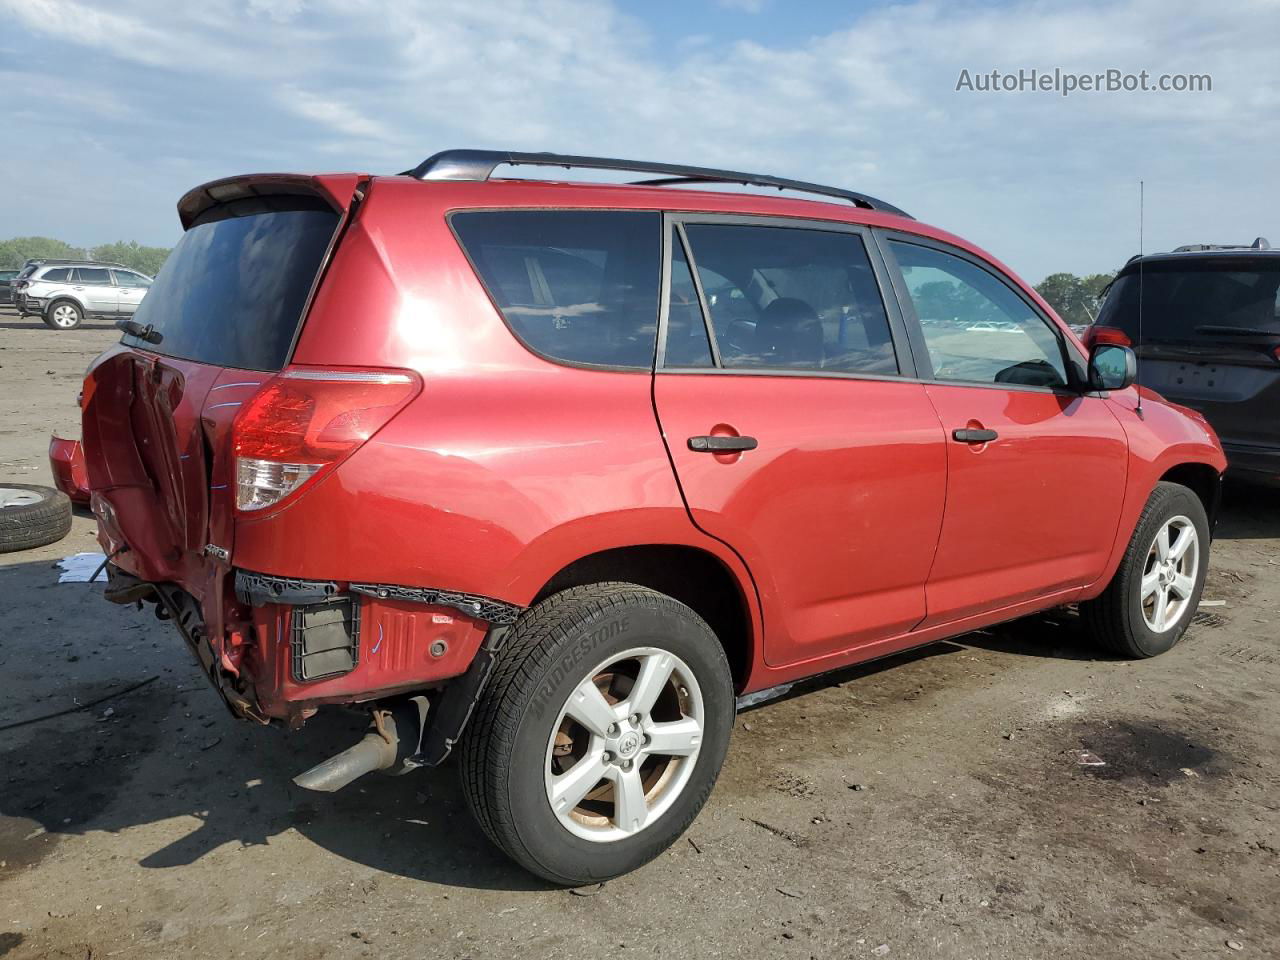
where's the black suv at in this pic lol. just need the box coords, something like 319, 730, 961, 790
1092, 238, 1280, 485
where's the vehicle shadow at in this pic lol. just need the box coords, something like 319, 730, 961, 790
0, 556, 549, 893
960, 607, 1116, 661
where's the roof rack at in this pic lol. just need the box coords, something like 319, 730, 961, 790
1172, 237, 1271, 253
404, 149, 912, 219
23, 258, 129, 267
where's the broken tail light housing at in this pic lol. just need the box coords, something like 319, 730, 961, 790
232, 367, 421, 512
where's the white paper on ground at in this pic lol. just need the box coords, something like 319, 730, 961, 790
58, 552, 108, 583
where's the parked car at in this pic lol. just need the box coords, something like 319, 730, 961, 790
1089, 237, 1279, 485
13, 259, 152, 329
0, 269, 18, 304
68, 150, 1225, 884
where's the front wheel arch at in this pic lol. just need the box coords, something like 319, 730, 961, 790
1159, 462, 1222, 531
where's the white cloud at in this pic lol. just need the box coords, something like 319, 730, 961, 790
1, 0, 1277, 281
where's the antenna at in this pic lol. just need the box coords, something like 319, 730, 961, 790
1136, 180, 1145, 419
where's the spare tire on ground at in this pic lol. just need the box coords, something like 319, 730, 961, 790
0, 484, 74, 552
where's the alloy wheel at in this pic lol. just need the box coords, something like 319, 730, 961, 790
544, 647, 704, 842
51, 304, 79, 328
1140, 515, 1199, 633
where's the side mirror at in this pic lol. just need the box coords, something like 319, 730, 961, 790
1088, 343, 1137, 391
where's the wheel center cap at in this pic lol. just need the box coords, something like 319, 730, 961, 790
616, 731, 641, 759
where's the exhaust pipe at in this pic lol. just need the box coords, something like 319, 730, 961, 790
293, 696, 429, 793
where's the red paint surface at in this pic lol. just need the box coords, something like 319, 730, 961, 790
79, 171, 1227, 718
49, 436, 90, 503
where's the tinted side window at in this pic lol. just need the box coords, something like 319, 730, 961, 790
890, 241, 1068, 388
41, 268, 71, 282
679, 224, 898, 375
113, 270, 151, 287
77, 267, 112, 284
452, 211, 661, 370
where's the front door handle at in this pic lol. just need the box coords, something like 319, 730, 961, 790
688, 435, 758, 453
952, 428, 998, 444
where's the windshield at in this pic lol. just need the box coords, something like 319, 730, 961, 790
121, 202, 338, 371
1098, 259, 1280, 341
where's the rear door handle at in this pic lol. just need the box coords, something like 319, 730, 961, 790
952, 428, 998, 444
688, 435, 758, 453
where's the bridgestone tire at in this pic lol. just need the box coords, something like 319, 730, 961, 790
460, 582, 734, 885
1080, 482, 1210, 658
0, 484, 73, 552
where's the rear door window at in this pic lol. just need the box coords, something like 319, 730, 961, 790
121, 201, 339, 371
76, 267, 112, 285
451, 211, 661, 369
670, 223, 899, 375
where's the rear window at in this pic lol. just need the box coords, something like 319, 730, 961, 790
40, 268, 71, 282
1098, 259, 1280, 341
451, 211, 661, 369
122, 201, 339, 371
76, 267, 112, 284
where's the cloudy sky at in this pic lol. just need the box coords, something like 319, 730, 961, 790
2, 0, 1277, 283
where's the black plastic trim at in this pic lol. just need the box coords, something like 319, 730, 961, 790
236, 570, 342, 606
235, 570, 522, 626
291, 597, 361, 683
348, 583, 522, 625
415, 625, 510, 766
689, 435, 758, 452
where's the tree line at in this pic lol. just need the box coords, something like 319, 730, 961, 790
0, 236, 171, 278
1033, 272, 1115, 326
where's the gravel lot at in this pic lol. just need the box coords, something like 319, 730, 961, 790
1, 306, 1277, 960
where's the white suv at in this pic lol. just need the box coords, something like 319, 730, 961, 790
15, 261, 153, 330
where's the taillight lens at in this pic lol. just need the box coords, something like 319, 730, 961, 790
1080, 327, 1131, 350
232, 367, 421, 512
1084, 325, 1132, 348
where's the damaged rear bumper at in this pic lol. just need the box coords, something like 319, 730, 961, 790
105, 564, 519, 761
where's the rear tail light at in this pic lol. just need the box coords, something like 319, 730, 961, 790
232, 367, 421, 512
1083, 325, 1132, 348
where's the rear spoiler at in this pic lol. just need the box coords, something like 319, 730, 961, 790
177, 173, 365, 230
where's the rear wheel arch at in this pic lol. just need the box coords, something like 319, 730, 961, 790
44, 297, 84, 329
532, 545, 755, 691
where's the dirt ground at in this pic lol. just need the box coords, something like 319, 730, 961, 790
1, 305, 1277, 960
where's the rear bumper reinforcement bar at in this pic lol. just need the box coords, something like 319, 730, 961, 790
234, 569, 523, 625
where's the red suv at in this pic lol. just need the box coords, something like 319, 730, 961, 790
75, 150, 1226, 884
